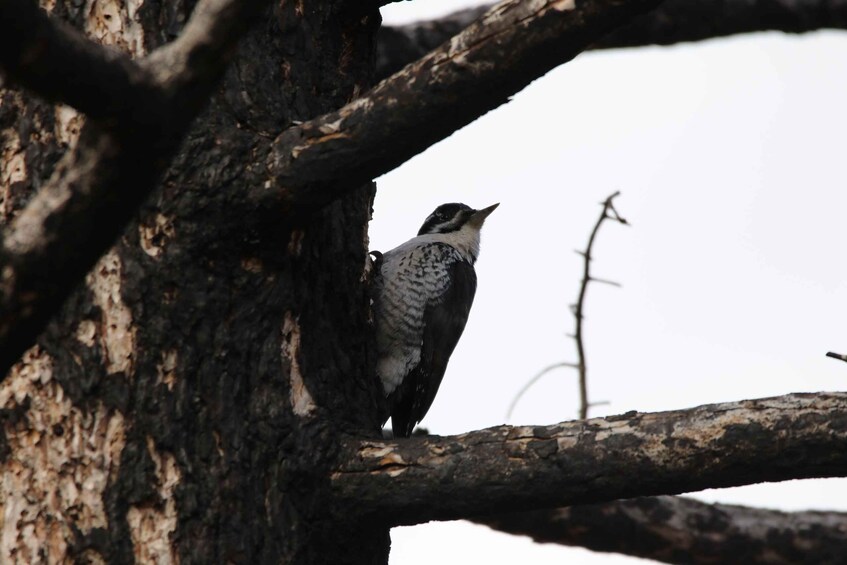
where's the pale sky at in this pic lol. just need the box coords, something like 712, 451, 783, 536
374, 2, 847, 563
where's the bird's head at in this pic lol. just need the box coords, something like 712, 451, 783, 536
417, 202, 500, 236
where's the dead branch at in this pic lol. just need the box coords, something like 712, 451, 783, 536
376, 0, 847, 79
826, 352, 847, 363
473, 496, 847, 564
508, 192, 627, 420
332, 392, 847, 526
0, 0, 271, 377
573, 192, 627, 418
258, 0, 663, 217
0, 0, 155, 119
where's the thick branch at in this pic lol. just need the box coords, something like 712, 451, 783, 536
332, 392, 847, 526
0, 0, 271, 377
474, 496, 847, 564
376, 0, 847, 79
260, 0, 662, 216
0, 0, 158, 119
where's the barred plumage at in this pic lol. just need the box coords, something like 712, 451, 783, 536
373, 202, 498, 437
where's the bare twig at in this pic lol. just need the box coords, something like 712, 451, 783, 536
506, 362, 579, 419
826, 352, 847, 363
574, 191, 628, 418
509, 192, 627, 420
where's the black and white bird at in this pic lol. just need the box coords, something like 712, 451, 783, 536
373, 202, 499, 437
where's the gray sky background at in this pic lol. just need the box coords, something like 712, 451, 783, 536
373, 2, 847, 562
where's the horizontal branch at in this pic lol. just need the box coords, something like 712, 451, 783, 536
259, 0, 662, 216
376, 0, 847, 79
0, 0, 158, 120
331, 392, 847, 526
0, 0, 271, 377
473, 496, 847, 564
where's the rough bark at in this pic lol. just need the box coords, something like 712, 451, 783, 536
376, 0, 847, 79
4, 0, 847, 563
1, 0, 668, 380
0, 0, 272, 377
333, 392, 847, 525
473, 496, 847, 564
0, 0, 152, 118
1, 0, 384, 562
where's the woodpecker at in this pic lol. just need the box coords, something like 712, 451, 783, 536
373, 202, 499, 437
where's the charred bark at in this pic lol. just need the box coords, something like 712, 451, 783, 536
259, 0, 663, 217
1, 0, 385, 562
3, 0, 847, 563
332, 393, 847, 525
0, 0, 274, 376
376, 0, 847, 79
473, 496, 847, 564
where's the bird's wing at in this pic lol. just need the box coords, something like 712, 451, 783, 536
390, 250, 477, 437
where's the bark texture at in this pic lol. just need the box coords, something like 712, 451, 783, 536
474, 496, 847, 564
3, 0, 847, 563
0, 0, 273, 376
1, 0, 384, 562
333, 393, 847, 525
376, 0, 847, 79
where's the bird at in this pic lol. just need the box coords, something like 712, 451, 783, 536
372, 202, 499, 437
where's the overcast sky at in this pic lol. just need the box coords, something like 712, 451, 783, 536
373, 2, 847, 563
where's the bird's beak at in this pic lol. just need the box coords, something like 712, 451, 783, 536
468, 203, 499, 228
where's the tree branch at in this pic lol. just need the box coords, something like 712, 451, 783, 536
258, 0, 663, 217
826, 351, 847, 363
0, 0, 271, 377
0, 0, 156, 120
332, 392, 847, 526
472, 496, 847, 564
508, 193, 627, 420
573, 192, 627, 419
376, 0, 847, 79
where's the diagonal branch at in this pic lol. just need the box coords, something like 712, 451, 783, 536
0, 0, 156, 119
826, 351, 847, 363
376, 0, 847, 79
472, 496, 847, 564
258, 0, 664, 217
331, 392, 847, 526
0, 0, 272, 377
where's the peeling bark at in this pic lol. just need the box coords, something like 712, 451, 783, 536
126, 437, 180, 564
473, 496, 847, 564
86, 250, 136, 377
333, 393, 847, 525
0, 347, 126, 563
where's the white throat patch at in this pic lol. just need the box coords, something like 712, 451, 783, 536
416, 223, 481, 263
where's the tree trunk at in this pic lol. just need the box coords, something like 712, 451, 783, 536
7, 0, 847, 563
0, 1, 385, 563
